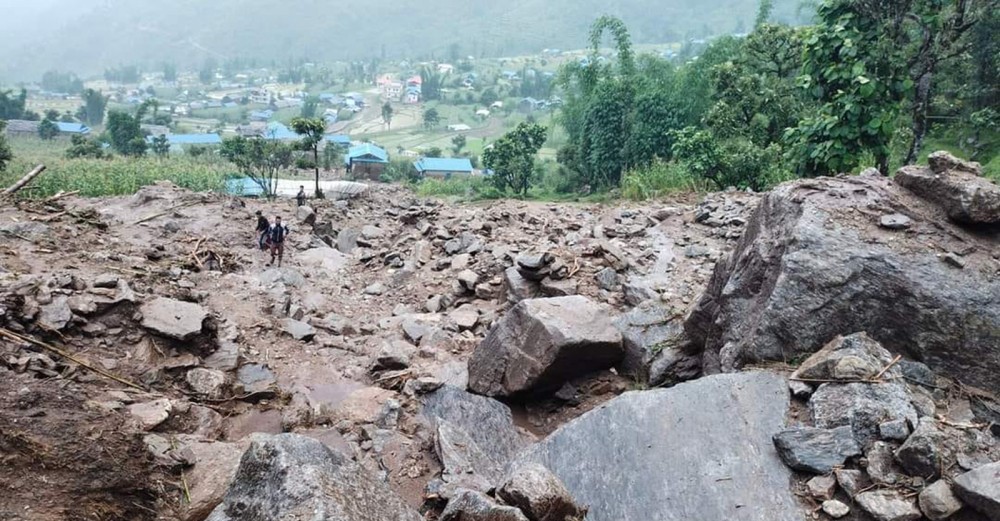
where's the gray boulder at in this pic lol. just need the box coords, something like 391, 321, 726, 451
809, 381, 917, 448
296, 205, 316, 226
497, 463, 586, 521
140, 297, 208, 340
895, 151, 999, 225
281, 318, 316, 341
683, 175, 1000, 390
773, 426, 862, 474
895, 418, 947, 478
206, 434, 420, 521
468, 296, 623, 398
515, 372, 804, 521
613, 301, 699, 387
918, 480, 964, 521
422, 386, 527, 493
38, 296, 73, 330
503, 267, 541, 305
953, 461, 1000, 520
439, 489, 528, 521
792, 332, 890, 382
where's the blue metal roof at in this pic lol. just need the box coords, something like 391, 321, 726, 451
264, 122, 299, 141
414, 157, 474, 173
56, 122, 90, 134
325, 134, 351, 145
345, 143, 388, 163
158, 133, 222, 145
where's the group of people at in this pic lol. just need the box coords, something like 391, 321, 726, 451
252, 186, 308, 267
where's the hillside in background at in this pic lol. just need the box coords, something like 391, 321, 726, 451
0, 0, 807, 81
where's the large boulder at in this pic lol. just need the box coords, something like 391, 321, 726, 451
895, 151, 999, 225
497, 463, 587, 521
684, 175, 1000, 390
439, 489, 529, 521
612, 301, 699, 387
140, 297, 208, 340
468, 296, 623, 398
514, 372, 803, 521
772, 426, 862, 474
206, 433, 420, 521
422, 386, 527, 494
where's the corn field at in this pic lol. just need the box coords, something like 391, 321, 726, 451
1, 139, 232, 198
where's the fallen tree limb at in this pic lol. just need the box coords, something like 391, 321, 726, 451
45, 190, 79, 202
133, 200, 201, 225
0, 327, 144, 391
2, 164, 46, 195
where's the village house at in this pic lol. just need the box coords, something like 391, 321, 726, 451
344, 143, 389, 181
413, 157, 474, 179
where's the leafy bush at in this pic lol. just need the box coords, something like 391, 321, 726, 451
415, 176, 502, 200
295, 156, 317, 170
621, 160, 707, 200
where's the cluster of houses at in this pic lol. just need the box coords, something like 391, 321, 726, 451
377, 74, 423, 104
3, 120, 91, 138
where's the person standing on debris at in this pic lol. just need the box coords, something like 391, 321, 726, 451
267, 216, 290, 267
254, 210, 270, 250
296, 185, 306, 207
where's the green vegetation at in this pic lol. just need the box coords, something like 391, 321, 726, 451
483, 122, 548, 195
0, 121, 11, 172
2, 139, 228, 197
290, 117, 327, 196
220, 136, 293, 197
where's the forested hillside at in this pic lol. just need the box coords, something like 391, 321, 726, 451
0, 0, 805, 80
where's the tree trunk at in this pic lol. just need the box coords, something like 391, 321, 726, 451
904, 71, 933, 166
313, 147, 320, 197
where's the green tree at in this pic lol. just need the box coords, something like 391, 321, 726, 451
786, 0, 914, 175
0, 121, 12, 172
451, 134, 467, 155
0, 88, 27, 120
151, 134, 171, 157
106, 110, 147, 157
221, 136, 293, 197
425, 147, 444, 158
423, 107, 441, 129
38, 118, 59, 140
290, 117, 327, 197
381, 102, 394, 129
483, 122, 547, 196
80, 89, 108, 126
65, 134, 106, 159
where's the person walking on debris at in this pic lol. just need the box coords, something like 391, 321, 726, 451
267, 216, 290, 267
254, 210, 270, 250
296, 185, 306, 207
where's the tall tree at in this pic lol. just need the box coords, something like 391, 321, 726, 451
80, 89, 108, 126
423, 107, 441, 129
106, 110, 147, 156
151, 134, 171, 157
451, 134, 466, 155
483, 122, 547, 196
221, 137, 293, 197
38, 118, 59, 140
0, 88, 27, 120
290, 117, 327, 197
381, 102, 394, 130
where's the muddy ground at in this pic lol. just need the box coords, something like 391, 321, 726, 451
0, 181, 756, 519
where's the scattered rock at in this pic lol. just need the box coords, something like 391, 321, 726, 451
941, 252, 966, 269
235, 364, 277, 395
822, 500, 851, 519
140, 297, 208, 341
93, 273, 119, 288
129, 398, 173, 431
439, 489, 528, 521
953, 461, 1000, 520
835, 469, 870, 498
772, 425, 862, 474
468, 296, 623, 398
806, 474, 837, 501
792, 333, 888, 382
296, 205, 316, 226
594, 267, 619, 291
503, 267, 542, 305
37, 296, 72, 330
281, 318, 316, 341
516, 373, 802, 521
449, 304, 480, 331
497, 463, 587, 521
372, 340, 414, 372
206, 434, 420, 521
186, 368, 227, 399
457, 270, 480, 292
180, 439, 247, 521
879, 419, 911, 441
918, 480, 964, 521
855, 489, 922, 521
895, 418, 947, 478
539, 277, 578, 297
364, 282, 386, 295
879, 213, 912, 230
613, 301, 698, 387
895, 151, 999, 225
809, 380, 917, 447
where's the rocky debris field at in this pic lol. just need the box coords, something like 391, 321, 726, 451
0, 151, 998, 521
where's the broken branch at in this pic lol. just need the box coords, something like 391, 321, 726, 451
2, 164, 46, 195
133, 200, 201, 225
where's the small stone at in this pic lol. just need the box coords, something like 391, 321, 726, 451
540, 277, 578, 297
594, 267, 620, 291
426, 295, 444, 313
867, 441, 903, 485
822, 500, 851, 519
449, 305, 479, 331
296, 205, 316, 226
282, 318, 317, 341
186, 368, 227, 398
371, 341, 413, 372
895, 418, 946, 478
93, 273, 119, 288
953, 461, 1000, 520
879, 214, 912, 230
140, 297, 208, 340
363, 283, 386, 295
129, 399, 172, 431
835, 469, 870, 498
941, 252, 966, 269
457, 270, 479, 292
879, 419, 911, 441
856, 489, 921, 521
807, 475, 837, 501
918, 480, 963, 521
361, 224, 384, 239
